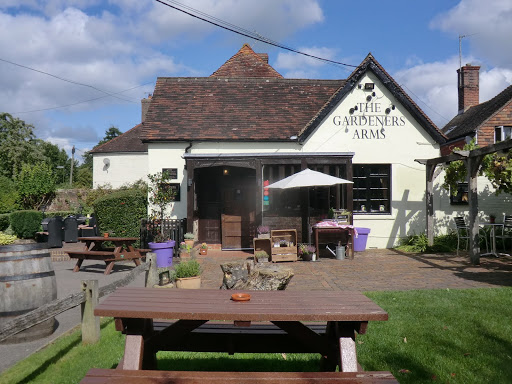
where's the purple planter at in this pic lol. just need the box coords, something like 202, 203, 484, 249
354, 228, 371, 252
148, 240, 175, 267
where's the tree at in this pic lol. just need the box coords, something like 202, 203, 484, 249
16, 163, 57, 210
0, 113, 44, 179
75, 167, 93, 188
97, 125, 122, 146
147, 170, 176, 221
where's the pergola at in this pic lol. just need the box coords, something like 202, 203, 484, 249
415, 139, 512, 265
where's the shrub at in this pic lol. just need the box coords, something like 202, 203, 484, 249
9, 210, 43, 239
396, 232, 459, 253
0, 214, 10, 231
174, 259, 201, 278
0, 232, 17, 245
93, 189, 147, 247
16, 163, 56, 210
0, 175, 17, 213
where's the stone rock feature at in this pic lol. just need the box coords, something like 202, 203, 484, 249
220, 259, 293, 290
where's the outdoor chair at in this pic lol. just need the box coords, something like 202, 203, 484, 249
63, 216, 78, 243
495, 214, 512, 252
454, 217, 488, 255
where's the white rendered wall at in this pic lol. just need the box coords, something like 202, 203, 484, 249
301, 72, 441, 248
93, 153, 148, 189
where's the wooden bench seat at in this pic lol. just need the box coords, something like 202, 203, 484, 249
151, 321, 329, 354
66, 250, 116, 258
81, 368, 399, 383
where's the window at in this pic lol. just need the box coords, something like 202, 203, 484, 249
450, 182, 468, 205
353, 164, 391, 213
495, 126, 512, 143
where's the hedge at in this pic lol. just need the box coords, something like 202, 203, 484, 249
0, 214, 9, 231
93, 189, 147, 246
9, 210, 43, 239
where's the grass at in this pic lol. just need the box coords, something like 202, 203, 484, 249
1, 288, 512, 383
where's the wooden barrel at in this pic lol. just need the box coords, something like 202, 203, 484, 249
0, 242, 57, 343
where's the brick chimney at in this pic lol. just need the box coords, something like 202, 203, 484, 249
457, 64, 480, 113
141, 94, 152, 123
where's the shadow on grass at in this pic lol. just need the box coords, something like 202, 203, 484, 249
392, 249, 512, 287
16, 320, 112, 383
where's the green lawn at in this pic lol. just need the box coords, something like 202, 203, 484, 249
2, 288, 511, 384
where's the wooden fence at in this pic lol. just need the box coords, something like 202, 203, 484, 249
140, 218, 187, 252
0, 254, 159, 344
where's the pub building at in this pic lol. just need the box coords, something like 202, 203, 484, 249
91, 44, 447, 250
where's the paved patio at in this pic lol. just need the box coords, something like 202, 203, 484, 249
197, 248, 512, 291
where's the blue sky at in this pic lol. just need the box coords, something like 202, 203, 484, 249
1, 0, 511, 162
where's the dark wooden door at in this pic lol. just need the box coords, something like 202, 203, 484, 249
221, 169, 256, 249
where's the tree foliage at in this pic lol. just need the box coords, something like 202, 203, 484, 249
16, 163, 57, 210
97, 125, 122, 147
442, 139, 512, 196
0, 113, 44, 179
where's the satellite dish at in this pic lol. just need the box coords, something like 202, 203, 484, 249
103, 158, 110, 171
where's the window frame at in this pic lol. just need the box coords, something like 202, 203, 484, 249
352, 164, 391, 214
495, 126, 512, 143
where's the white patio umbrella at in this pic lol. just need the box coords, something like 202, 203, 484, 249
266, 168, 353, 189
266, 168, 353, 243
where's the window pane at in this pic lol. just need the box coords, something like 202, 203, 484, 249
353, 164, 391, 213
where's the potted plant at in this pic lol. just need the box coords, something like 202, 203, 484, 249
279, 239, 288, 247
147, 170, 176, 267
298, 243, 316, 261
184, 232, 195, 248
179, 241, 191, 258
174, 258, 201, 289
254, 250, 269, 263
489, 214, 496, 224
200, 242, 208, 255
257, 225, 270, 239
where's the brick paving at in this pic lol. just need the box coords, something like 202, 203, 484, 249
51, 244, 512, 291
172, 248, 512, 291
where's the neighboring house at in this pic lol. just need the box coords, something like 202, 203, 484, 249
91, 121, 149, 188
435, 65, 512, 221
92, 44, 447, 249
441, 64, 512, 154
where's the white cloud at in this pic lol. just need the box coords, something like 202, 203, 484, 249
394, 56, 512, 129
430, 0, 512, 68
0, 0, 324, 153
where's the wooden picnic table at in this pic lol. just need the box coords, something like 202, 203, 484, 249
313, 224, 356, 259
66, 236, 142, 275
94, 288, 388, 372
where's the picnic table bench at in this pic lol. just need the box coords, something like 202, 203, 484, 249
66, 236, 143, 275
94, 288, 389, 373
81, 368, 399, 383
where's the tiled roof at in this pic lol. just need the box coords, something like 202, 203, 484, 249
89, 124, 147, 153
441, 84, 512, 139
299, 54, 446, 144
142, 77, 343, 141
211, 44, 282, 78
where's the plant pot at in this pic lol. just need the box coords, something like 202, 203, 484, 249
302, 253, 312, 261
258, 234, 270, 239
200, 248, 207, 255
176, 276, 201, 289
180, 251, 190, 258
184, 239, 194, 248
148, 241, 175, 268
